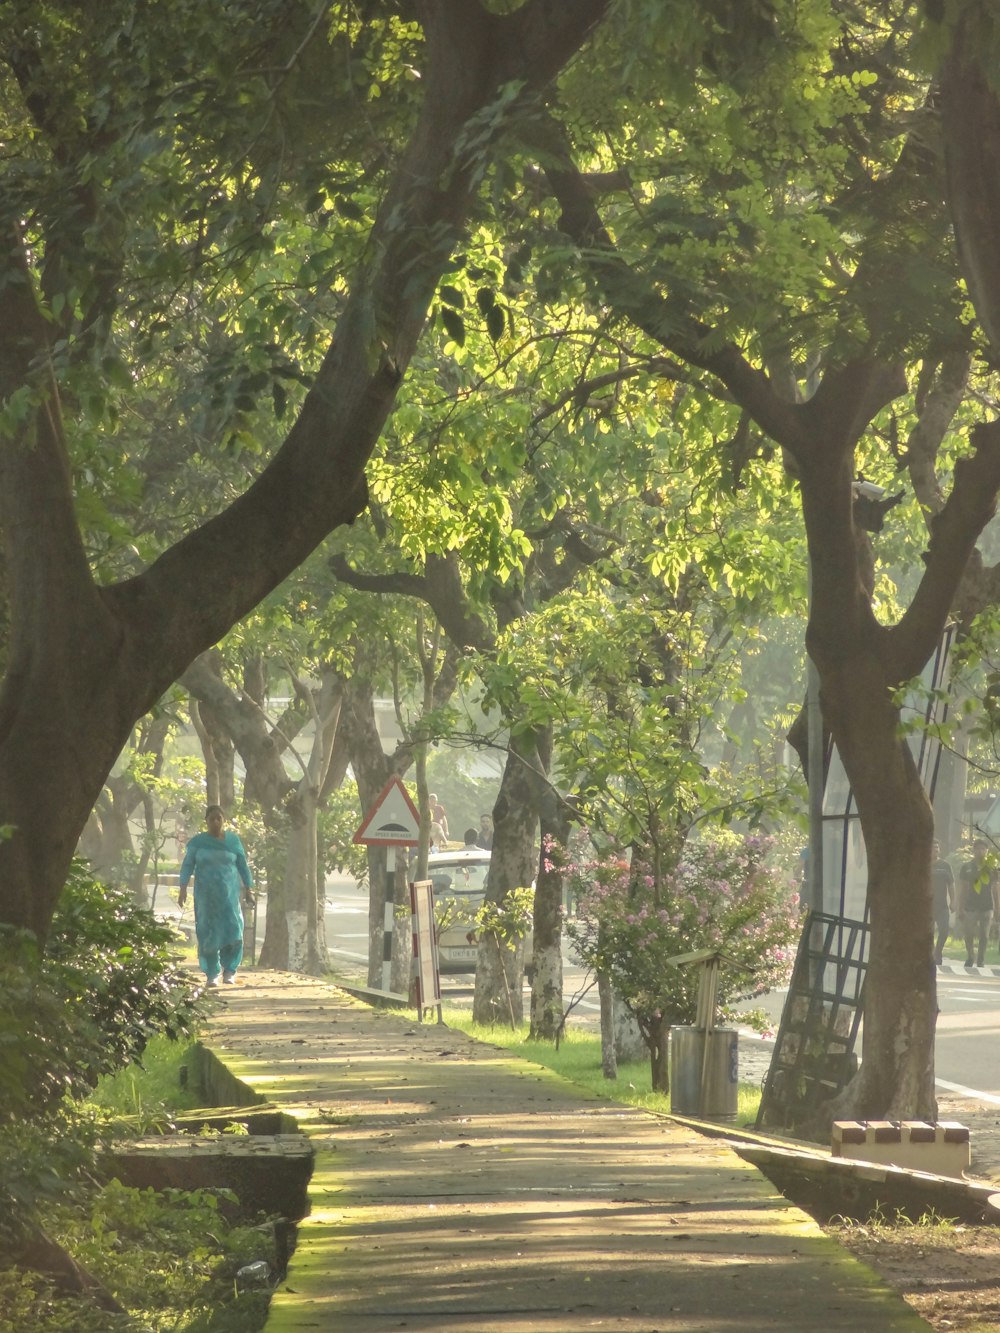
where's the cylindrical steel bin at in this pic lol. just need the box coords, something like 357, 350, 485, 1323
670, 1027, 739, 1119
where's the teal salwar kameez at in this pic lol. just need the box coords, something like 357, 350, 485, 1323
179, 830, 253, 982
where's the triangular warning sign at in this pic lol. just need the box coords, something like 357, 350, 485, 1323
353, 776, 421, 845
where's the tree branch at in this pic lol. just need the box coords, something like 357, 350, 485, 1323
905, 353, 972, 518
889, 418, 1000, 681
94, 0, 609, 708
536, 112, 809, 451
331, 550, 495, 653
328, 553, 426, 600
181, 652, 298, 810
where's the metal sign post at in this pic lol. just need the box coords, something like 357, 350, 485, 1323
381, 847, 396, 993
353, 777, 421, 995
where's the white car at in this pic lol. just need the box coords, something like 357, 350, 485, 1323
427, 847, 491, 973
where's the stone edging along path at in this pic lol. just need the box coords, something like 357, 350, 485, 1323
196, 971, 931, 1333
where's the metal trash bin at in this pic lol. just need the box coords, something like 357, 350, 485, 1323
670, 1026, 738, 1119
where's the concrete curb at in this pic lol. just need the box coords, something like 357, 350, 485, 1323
938, 960, 1000, 977
667, 1112, 1000, 1225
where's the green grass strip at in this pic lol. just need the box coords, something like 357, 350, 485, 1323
440, 1008, 762, 1125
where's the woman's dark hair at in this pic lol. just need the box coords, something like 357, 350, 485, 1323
205, 804, 225, 818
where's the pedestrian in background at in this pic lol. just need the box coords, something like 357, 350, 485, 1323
179, 804, 255, 988
476, 814, 494, 850
932, 839, 955, 967
959, 837, 995, 968
430, 792, 449, 841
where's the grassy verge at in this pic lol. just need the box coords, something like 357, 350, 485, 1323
441, 1008, 763, 1126
89, 1033, 206, 1123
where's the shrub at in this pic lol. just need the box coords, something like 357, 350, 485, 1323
42, 860, 205, 1079
565, 831, 799, 1089
0, 862, 207, 1247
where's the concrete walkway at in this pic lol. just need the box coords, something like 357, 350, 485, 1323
199, 971, 930, 1332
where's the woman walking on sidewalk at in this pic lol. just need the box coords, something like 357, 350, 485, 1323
178, 804, 254, 988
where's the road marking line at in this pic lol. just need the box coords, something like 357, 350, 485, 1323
936, 1077, 1000, 1105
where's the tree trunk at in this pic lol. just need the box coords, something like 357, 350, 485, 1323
614, 995, 647, 1064
529, 781, 571, 1040
257, 830, 289, 970
75, 716, 170, 897
472, 733, 539, 1026
282, 788, 327, 975
528, 921, 563, 1040
182, 651, 302, 814
821, 655, 937, 1121
648, 1013, 669, 1095
275, 671, 342, 975
81, 794, 135, 886
598, 970, 618, 1080
195, 696, 236, 810
799, 435, 946, 1125
133, 790, 157, 906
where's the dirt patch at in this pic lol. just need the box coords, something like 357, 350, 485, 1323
825, 1094, 1000, 1331
939, 1095, 1000, 1185
833, 1219, 1000, 1330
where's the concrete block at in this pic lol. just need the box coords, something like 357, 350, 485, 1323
832, 1119, 970, 1178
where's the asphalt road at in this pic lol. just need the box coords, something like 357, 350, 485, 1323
322, 874, 1000, 1108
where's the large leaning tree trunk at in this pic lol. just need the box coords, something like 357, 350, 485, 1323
0, 1, 610, 944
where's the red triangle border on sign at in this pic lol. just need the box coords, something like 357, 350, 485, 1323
353, 775, 421, 845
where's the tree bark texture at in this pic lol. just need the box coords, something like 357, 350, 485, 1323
0, 1, 610, 942
598, 971, 618, 1080
472, 733, 540, 1026
529, 778, 571, 1040
614, 995, 647, 1065
647, 1014, 669, 1095
278, 673, 343, 975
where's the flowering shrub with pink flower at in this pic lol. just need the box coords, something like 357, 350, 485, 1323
563, 831, 800, 1088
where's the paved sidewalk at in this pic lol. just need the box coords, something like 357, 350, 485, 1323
201, 971, 930, 1332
